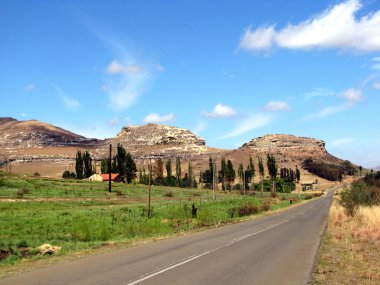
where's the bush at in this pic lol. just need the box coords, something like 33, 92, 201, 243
33, 172, 40, 177
262, 201, 270, 211
163, 191, 174, 197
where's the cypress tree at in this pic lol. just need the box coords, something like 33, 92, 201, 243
75, 150, 84, 179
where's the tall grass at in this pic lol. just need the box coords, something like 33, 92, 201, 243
329, 200, 380, 241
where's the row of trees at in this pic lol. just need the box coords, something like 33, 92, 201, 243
100, 144, 137, 183
63, 150, 95, 179
139, 157, 197, 188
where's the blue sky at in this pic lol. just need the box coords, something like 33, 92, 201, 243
1, 0, 380, 167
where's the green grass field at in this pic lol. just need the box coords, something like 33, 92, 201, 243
0, 172, 313, 270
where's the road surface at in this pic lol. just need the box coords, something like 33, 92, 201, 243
0, 189, 335, 285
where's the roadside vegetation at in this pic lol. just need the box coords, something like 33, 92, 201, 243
0, 171, 316, 274
314, 171, 380, 284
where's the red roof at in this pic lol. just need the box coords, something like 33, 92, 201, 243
100, 173, 120, 181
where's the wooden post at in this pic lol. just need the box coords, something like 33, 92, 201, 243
108, 144, 112, 193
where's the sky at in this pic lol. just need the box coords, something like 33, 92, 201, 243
1, 0, 380, 168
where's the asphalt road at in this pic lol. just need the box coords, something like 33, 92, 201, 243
0, 189, 336, 285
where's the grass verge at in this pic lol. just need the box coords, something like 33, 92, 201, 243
313, 195, 380, 284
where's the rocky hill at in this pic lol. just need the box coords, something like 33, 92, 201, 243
0, 117, 346, 179
234, 134, 341, 167
101, 124, 210, 159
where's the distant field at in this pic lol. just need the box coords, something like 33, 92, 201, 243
0, 172, 317, 275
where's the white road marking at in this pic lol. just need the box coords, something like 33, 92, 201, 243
126, 220, 288, 285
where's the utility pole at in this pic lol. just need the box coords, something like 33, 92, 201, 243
108, 144, 112, 193
148, 158, 152, 218
212, 160, 216, 200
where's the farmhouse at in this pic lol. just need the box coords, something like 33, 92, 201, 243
99, 173, 122, 182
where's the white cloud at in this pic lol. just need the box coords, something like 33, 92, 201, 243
240, 0, 380, 52
23, 83, 35, 92
239, 26, 276, 51
221, 114, 272, 139
373, 82, 380, 89
339, 88, 363, 106
104, 58, 150, 111
263, 101, 290, 112
143, 113, 176, 124
106, 60, 144, 74
329, 137, 357, 147
202, 104, 237, 118
20, 112, 27, 118
51, 84, 81, 110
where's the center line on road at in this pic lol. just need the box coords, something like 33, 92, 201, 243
126, 220, 288, 285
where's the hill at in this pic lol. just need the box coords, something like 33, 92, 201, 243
0, 117, 346, 179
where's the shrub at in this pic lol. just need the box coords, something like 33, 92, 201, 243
16, 240, 28, 247
163, 191, 174, 197
33, 172, 40, 177
262, 201, 270, 211
270, 192, 277, 198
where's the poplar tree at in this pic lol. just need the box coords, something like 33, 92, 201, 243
266, 153, 278, 194
258, 156, 264, 197
75, 150, 84, 179
175, 157, 181, 186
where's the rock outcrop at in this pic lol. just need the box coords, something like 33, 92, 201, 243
240, 134, 328, 159
0, 117, 99, 149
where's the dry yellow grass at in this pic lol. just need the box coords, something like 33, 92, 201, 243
313, 196, 380, 284
351, 206, 380, 241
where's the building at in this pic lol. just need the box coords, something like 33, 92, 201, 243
100, 173, 122, 182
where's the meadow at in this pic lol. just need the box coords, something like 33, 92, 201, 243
0, 172, 313, 273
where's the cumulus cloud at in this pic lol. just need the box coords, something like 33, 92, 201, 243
339, 88, 363, 106
202, 104, 237, 118
23, 83, 35, 92
373, 82, 380, 89
221, 114, 271, 139
143, 113, 176, 124
263, 101, 290, 112
239, 0, 380, 52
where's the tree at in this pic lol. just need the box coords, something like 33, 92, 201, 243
125, 152, 137, 183
226, 160, 235, 183
258, 156, 264, 196
358, 165, 363, 176
266, 153, 278, 194
220, 157, 227, 190
175, 157, 181, 186
116, 143, 127, 181
249, 156, 255, 179
188, 160, 193, 188
101, 158, 109, 174
238, 163, 244, 185
153, 158, 164, 179
166, 159, 172, 177
83, 151, 93, 178
295, 166, 301, 182
75, 150, 84, 179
